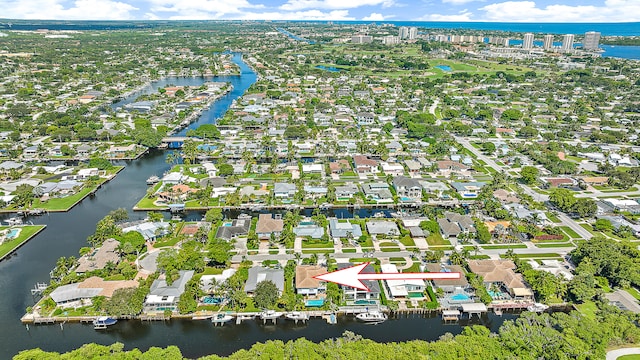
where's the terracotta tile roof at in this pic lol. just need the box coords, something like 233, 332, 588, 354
295, 265, 327, 289
467, 260, 528, 290
256, 214, 284, 234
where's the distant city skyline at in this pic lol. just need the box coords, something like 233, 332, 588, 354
1, 0, 639, 23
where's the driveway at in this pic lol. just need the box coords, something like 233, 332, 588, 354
606, 348, 640, 360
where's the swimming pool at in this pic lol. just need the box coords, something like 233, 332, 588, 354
6, 229, 19, 239
451, 293, 471, 301
354, 300, 377, 305
305, 299, 325, 307
202, 296, 225, 304
400, 197, 412, 202
435, 65, 452, 72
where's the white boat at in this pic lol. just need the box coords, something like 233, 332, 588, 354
285, 311, 308, 321
4, 217, 23, 226
527, 303, 549, 313
93, 316, 117, 330
259, 309, 283, 320
211, 313, 233, 324
356, 310, 387, 322
146, 176, 160, 185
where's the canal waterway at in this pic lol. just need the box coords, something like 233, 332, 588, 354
0, 53, 518, 358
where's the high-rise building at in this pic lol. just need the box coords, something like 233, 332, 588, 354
398, 26, 417, 40
523, 33, 534, 49
583, 31, 601, 51
351, 35, 373, 44
562, 34, 574, 52
382, 35, 399, 45
543, 34, 554, 50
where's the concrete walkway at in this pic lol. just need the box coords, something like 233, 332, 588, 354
606, 348, 640, 360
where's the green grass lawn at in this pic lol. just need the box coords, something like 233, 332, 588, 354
559, 226, 581, 238
135, 195, 166, 209
199, 267, 224, 275
546, 212, 561, 223
624, 287, 640, 301
153, 236, 181, 248
618, 355, 640, 360
399, 236, 415, 247
302, 240, 334, 249
515, 253, 562, 259
536, 242, 574, 248
302, 249, 334, 254
0, 225, 46, 260
342, 248, 357, 253
481, 244, 527, 249
426, 233, 450, 246
575, 301, 598, 320
380, 246, 401, 252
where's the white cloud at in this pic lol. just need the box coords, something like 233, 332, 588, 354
2, 0, 138, 20
479, 0, 640, 22
280, 0, 395, 11
442, 0, 478, 4
362, 12, 387, 20
148, 0, 262, 19
238, 9, 355, 20
417, 10, 473, 21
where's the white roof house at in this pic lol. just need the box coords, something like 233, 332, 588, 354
380, 264, 425, 299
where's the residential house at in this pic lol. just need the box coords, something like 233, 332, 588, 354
214, 215, 251, 240
295, 265, 327, 297
329, 219, 362, 239
50, 277, 138, 308
404, 160, 422, 175
200, 269, 237, 293
393, 176, 423, 201
75, 238, 121, 274
108, 144, 138, 158
541, 177, 575, 188
122, 221, 171, 241
144, 270, 195, 311
245, 266, 285, 295
273, 182, 297, 198
335, 184, 359, 200
353, 155, 378, 174
366, 220, 400, 236
356, 112, 375, 126
338, 263, 380, 303
256, 213, 284, 240
467, 260, 534, 301
451, 182, 487, 198
381, 162, 405, 175
302, 163, 323, 174
381, 263, 426, 300
303, 185, 328, 199
436, 160, 469, 176
293, 220, 325, 239
329, 159, 351, 174
438, 212, 475, 239
425, 264, 470, 294
362, 182, 393, 203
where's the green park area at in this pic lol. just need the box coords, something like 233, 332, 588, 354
0, 225, 47, 260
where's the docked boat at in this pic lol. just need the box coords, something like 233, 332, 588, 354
527, 303, 549, 313
93, 316, 117, 330
259, 309, 282, 320
146, 175, 160, 185
356, 310, 387, 323
4, 217, 23, 226
211, 313, 233, 324
285, 311, 308, 322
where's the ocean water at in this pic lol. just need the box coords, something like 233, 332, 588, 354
339, 21, 640, 37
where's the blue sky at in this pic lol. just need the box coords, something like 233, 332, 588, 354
1, 0, 639, 22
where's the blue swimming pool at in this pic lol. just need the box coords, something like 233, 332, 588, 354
203, 296, 225, 304
305, 299, 325, 307
6, 229, 19, 239
400, 197, 412, 202
435, 65, 452, 72
354, 300, 377, 305
451, 293, 471, 301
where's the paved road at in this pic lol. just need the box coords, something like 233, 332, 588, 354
606, 348, 640, 360
456, 136, 592, 240
231, 246, 573, 263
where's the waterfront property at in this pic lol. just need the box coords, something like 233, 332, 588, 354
255, 214, 284, 240
49, 277, 138, 308
380, 264, 426, 300
245, 266, 284, 295
338, 263, 380, 304
144, 270, 195, 312
467, 260, 534, 303
75, 238, 121, 275
295, 265, 327, 300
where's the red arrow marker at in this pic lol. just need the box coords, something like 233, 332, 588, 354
313, 262, 461, 292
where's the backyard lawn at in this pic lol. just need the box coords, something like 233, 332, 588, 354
0, 225, 46, 260
426, 233, 450, 246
